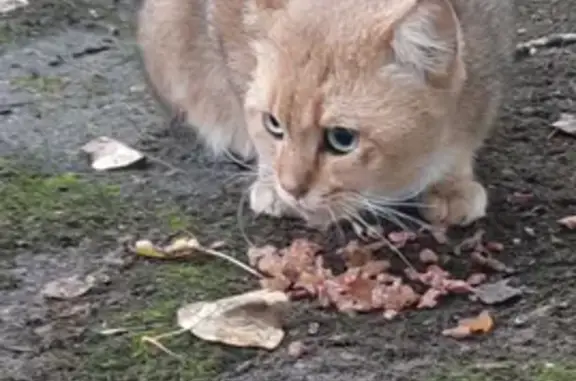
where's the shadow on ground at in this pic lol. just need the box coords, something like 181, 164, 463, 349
0, 0, 575, 380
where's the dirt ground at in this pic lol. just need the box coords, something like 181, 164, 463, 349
0, 0, 575, 380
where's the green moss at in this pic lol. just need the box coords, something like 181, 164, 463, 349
11, 74, 66, 94
0, 162, 129, 250
76, 260, 254, 381
537, 364, 576, 381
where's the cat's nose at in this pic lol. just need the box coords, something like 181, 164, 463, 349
278, 172, 311, 200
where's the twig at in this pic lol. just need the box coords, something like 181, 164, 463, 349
141, 333, 185, 360
196, 244, 264, 278
515, 33, 576, 61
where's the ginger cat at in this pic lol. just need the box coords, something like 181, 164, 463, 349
137, 0, 515, 229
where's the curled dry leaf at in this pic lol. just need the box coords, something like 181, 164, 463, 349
177, 289, 290, 350
558, 215, 576, 229
0, 0, 29, 14
442, 310, 494, 339
41, 275, 96, 300
81, 136, 145, 171
133, 238, 200, 259
473, 279, 523, 305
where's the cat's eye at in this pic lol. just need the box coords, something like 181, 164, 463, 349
325, 127, 359, 154
262, 112, 284, 139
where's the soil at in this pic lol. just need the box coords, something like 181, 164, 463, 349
0, 0, 575, 380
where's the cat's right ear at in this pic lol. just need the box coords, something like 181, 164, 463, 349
244, 0, 288, 32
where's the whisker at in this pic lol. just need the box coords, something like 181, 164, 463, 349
357, 199, 411, 232
326, 205, 346, 245
384, 207, 434, 232
340, 204, 417, 271
236, 187, 256, 247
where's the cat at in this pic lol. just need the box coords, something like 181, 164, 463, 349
137, 0, 515, 229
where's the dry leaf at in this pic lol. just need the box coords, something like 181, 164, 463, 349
133, 238, 201, 259
133, 239, 164, 258
473, 279, 523, 305
177, 289, 290, 350
442, 310, 494, 339
552, 113, 576, 136
41, 275, 96, 300
558, 215, 576, 229
0, 0, 29, 14
81, 136, 145, 171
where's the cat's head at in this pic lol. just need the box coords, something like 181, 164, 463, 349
243, 0, 467, 227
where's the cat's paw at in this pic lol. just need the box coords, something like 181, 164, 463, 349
249, 180, 293, 218
420, 180, 487, 227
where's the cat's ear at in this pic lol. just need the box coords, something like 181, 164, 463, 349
390, 0, 465, 88
244, 0, 288, 32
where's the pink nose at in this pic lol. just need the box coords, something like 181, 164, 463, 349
278, 173, 311, 199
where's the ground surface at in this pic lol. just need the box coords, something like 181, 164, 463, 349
0, 0, 575, 380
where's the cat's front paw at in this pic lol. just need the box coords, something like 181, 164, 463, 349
249, 180, 294, 218
420, 179, 487, 227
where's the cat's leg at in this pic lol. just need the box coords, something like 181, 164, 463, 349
420, 155, 487, 227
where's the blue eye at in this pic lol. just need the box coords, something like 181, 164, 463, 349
262, 113, 284, 138
325, 127, 358, 154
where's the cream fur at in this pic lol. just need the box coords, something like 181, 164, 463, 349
137, 0, 515, 228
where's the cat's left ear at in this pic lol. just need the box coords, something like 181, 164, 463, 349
391, 0, 466, 89
244, 0, 288, 32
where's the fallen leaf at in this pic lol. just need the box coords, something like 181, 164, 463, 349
0, 0, 29, 14
473, 279, 523, 305
81, 136, 146, 171
133, 239, 166, 258
133, 238, 201, 259
442, 310, 494, 339
177, 289, 290, 350
552, 113, 576, 136
41, 275, 96, 300
558, 215, 576, 229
